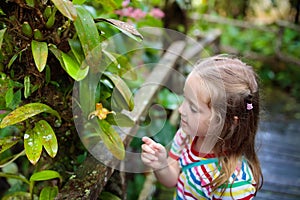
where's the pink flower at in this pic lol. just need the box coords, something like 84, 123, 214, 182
122, 0, 130, 7
115, 7, 134, 17
130, 8, 146, 20
150, 8, 165, 19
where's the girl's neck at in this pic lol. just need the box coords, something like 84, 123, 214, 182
192, 136, 216, 158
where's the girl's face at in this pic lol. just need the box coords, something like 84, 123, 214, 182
178, 72, 212, 138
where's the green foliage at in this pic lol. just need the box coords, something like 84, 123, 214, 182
0, 0, 157, 197
0, 0, 167, 198
0, 169, 61, 199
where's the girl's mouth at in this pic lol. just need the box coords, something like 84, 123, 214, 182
181, 119, 187, 126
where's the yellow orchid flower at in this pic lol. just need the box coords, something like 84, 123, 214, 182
88, 103, 115, 120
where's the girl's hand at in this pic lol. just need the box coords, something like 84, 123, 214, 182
141, 136, 168, 170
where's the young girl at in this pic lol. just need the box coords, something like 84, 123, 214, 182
141, 55, 263, 199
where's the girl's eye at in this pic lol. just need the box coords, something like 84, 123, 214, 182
190, 105, 198, 113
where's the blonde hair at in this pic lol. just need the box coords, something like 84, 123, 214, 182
193, 54, 263, 196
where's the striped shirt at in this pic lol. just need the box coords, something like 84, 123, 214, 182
169, 129, 256, 200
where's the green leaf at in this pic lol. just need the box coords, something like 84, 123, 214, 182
49, 45, 89, 81
0, 103, 61, 128
105, 113, 134, 127
96, 18, 143, 42
25, 0, 35, 7
0, 172, 30, 184
24, 129, 43, 165
99, 191, 121, 200
48, 45, 65, 68
104, 72, 134, 111
34, 120, 58, 158
31, 40, 48, 72
51, 0, 77, 21
7, 53, 18, 69
62, 51, 89, 81
74, 6, 102, 71
24, 75, 31, 99
45, 65, 51, 84
39, 186, 58, 200
74, 6, 100, 55
68, 38, 85, 64
29, 170, 62, 182
5, 88, 13, 107
5, 89, 21, 110
0, 136, 20, 154
96, 120, 125, 160
0, 28, 7, 50
73, 0, 86, 5
105, 51, 137, 80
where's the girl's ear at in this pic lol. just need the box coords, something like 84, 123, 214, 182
233, 116, 239, 125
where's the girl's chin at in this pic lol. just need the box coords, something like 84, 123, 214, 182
181, 127, 197, 137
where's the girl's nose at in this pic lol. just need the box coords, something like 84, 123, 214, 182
178, 102, 184, 115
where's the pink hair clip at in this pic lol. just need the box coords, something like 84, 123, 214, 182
246, 103, 253, 110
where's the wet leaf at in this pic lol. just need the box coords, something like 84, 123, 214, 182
34, 120, 58, 158
74, 6, 100, 56
0, 28, 7, 50
24, 129, 42, 165
0, 103, 61, 128
74, 6, 102, 71
31, 40, 48, 72
104, 72, 134, 111
96, 119, 125, 160
51, 0, 77, 21
0, 136, 20, 154
29, 170, 62, 182
39, 186, 58, 200
96, 18, 143, 42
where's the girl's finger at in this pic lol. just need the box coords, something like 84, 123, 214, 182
141, 144, 156, 154
142, 136, 156, 146
141, 152, 158, 161
153, 142, 165, 152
